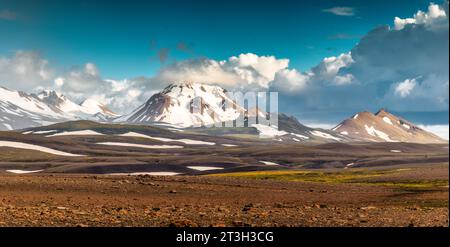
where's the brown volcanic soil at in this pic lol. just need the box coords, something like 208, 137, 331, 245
0, 167, 448, 227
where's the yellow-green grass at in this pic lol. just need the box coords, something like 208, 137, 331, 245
0, 148, 56, 161
209, 169, 449, 189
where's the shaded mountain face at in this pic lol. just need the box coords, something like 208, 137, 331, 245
333, 109, 447, 144
119, 82, 244, 127
0, 87, 118, 131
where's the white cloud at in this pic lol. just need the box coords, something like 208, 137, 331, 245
322, 7, 355, 16
54, 77, 65, 88
418, 124, 449, 140
312, 52, 354, 83
272, 69, 312, 93
0, 51, 54, 91
394, 2, 447, 30
155, 53, 290, 90
227, 53, 289, 87
394, 78, 417, 97
333, 74, 355, 85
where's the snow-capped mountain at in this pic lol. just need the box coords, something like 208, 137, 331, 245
0, 86, 118, 131
36, 90, 118, 118
0, 86, 69, 130
119, 82, 245, 127
1, 83, 446, 144
119, 82, 349, 143
333, 109, 447, 143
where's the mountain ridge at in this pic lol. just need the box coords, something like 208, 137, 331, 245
1, 83, 446, 144
333, 109, 446, 143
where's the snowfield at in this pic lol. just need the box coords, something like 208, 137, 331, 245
364, 125, 396, 142
6, 169, 44, 174
26, 130, 58, 135
96, 142, 183, 149
383, 117, 393, 125
252, 124, 288, 138
47, 130, 104, 137
291, 133, 310, 140
0, 140, 84, 156
119, 132, 215, 145
187, 166, 224, 171
260, 161, 280, 166
310, 130, 341, 141
107, 172, 181, 176
344, 163, 355, 169
221, 144, 238, 147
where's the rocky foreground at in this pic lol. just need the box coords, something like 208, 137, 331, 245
0, 173, 448, 227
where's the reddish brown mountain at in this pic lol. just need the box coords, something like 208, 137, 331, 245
332, 109, 447, 143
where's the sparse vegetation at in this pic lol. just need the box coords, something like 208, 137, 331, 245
210, 169, 449, 189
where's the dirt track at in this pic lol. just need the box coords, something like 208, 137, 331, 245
0, 172, 448, 227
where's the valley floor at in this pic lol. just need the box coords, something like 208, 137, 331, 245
0, 164, 448, 227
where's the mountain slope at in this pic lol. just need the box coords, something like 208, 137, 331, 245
119, 82, 352, 143
0, 86, 69, 130
37, 90, 118, 119
333, 109, 447, 143
0, 87, 119, 131
119, 82, 244, 127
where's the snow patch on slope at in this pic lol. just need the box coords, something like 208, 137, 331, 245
47, 130, 104, 137
6, 169, 44, 174
382, 117, 393, 125
0, 140, 84, 156
310, 130, 341, 141
364, 125, 396, 142
187, 166, 224, 171
252, 124, 288, 138
97, 142, 183, 149
119, 132, 215, 145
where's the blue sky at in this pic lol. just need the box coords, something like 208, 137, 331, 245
0, 0, 435, 78
0, 0, 448, 134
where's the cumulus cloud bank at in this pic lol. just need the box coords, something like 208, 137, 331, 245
0, 51, 54, 91
275, 1, 449, 113
155, 53, 290, 90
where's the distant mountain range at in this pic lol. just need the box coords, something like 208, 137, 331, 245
0, 83, 446, 144
0, 86, 117, 130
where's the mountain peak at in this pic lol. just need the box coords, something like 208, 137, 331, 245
121, 82, 241, 127
334, 110, 446, 143
375, 108, 391, 116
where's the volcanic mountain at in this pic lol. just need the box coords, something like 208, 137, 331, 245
119, 82, 348, 142
332, 109, 447, 143
118, 82, 245, 127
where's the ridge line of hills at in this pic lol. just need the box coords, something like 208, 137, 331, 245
0, 83, 446, 144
